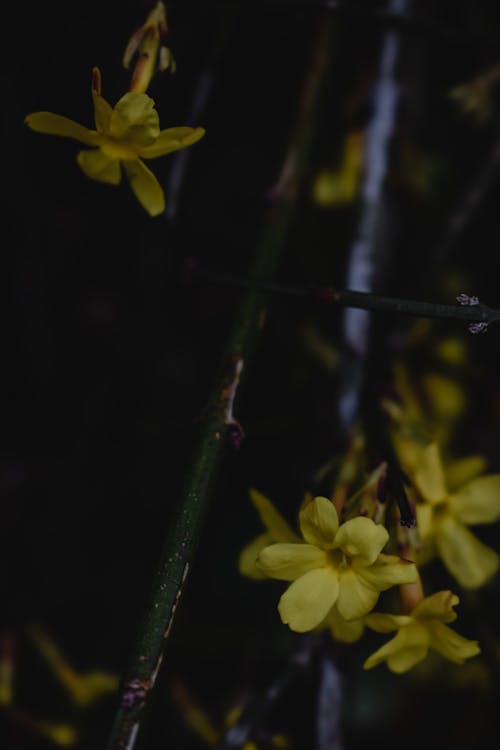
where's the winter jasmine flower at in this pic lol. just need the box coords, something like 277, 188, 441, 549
413, 443, 500, 588
25, 68, 204, 216
364, 590, 480, 673
257, 496, 417, 633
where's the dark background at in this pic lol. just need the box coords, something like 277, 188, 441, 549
4, 0, 500, 747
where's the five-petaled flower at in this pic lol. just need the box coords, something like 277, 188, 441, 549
364, 590, 480, 673
24, 67, 205, 216
256, 496, 417, 633
412, 443, 500, 588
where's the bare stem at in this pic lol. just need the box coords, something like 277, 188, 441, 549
189, 270, 500, 330
104, 14, 334, 750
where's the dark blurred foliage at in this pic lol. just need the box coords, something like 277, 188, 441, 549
4, 0, 500, 748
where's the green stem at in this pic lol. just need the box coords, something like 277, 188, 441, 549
190, 272, 500, 330
105, 15, 334, 750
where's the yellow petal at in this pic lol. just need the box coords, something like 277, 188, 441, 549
414, 443, 447, 503
422, 373, 465, 422
448, 475, 500, 524
249, 489, 299, 542
278, 568, 339, 632
334, 517, 388, 564
416, 503, 434, 539
238, 533, 273, 579
138, 127, 206, 159
364, 613, 414, 633
364, 623, 429, 672
77, 150, 121, 184
445, 455, 486, 491
123, 159, 165, 216
93, 92, 113, 134
109, 93, 160, 146
357, 554, 417, 590
299, 496, 339, 549
325, 605, 365, 643
436, 516, 499, 589
257, 543, 326, 581
412, 590, 459, 623
336, 570, 379, 620
25, 112, 99, 146
428, 621, 480, 664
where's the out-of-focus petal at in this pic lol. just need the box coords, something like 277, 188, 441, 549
364, 613, 413, 633
257, 543, 326, 581
299, 496, 339, 549
249, 489, 299, 543
25, 112, 99, 146
412, 590, 459, 623
238, 533, 274, 579
93, 93, 113, 134
445, 455, 486, 492
364, 624, 429, 672
77, 150, 121, 184
436, 516, 499, 589
122, 159, 165, 216
416, 503, 434, 539
334, 516, 388, 564
138, 127, 205, 159
449, 475, 500, 524
428, 621, 480, 664
278, 568, 339, 632
414, 443, 447, 503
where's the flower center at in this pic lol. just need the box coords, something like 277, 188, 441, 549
327, 548, 350, 570
99, 136, 139, 161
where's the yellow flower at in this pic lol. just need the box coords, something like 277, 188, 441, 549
256, 497, 417, 633
364, 590, 480, 673
413, 443, 500, 588
24, 67, 204, 217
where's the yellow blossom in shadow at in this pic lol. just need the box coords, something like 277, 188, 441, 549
256, 496, 417, 633
25, 67, 204, 216
313, 131, 364, 207
29, 626, 118, 708
412, 443, 500, 588
364, 590, 480, 673
449, 65, 500, 123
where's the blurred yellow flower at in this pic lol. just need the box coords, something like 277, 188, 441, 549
29, 626, 118, 708
257, 496, 417, 633
25, 67, 204, 216
238, 488, 300, 579
364, 590, 480, 673
413, 443, 500, 588
313, 130, 364, 207
449, 65, 500, 123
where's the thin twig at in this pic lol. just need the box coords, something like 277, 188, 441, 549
189, 269, 500, 330
104, 14, 334, 750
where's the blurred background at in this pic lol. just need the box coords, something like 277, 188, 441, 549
4, 0, 500, 747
